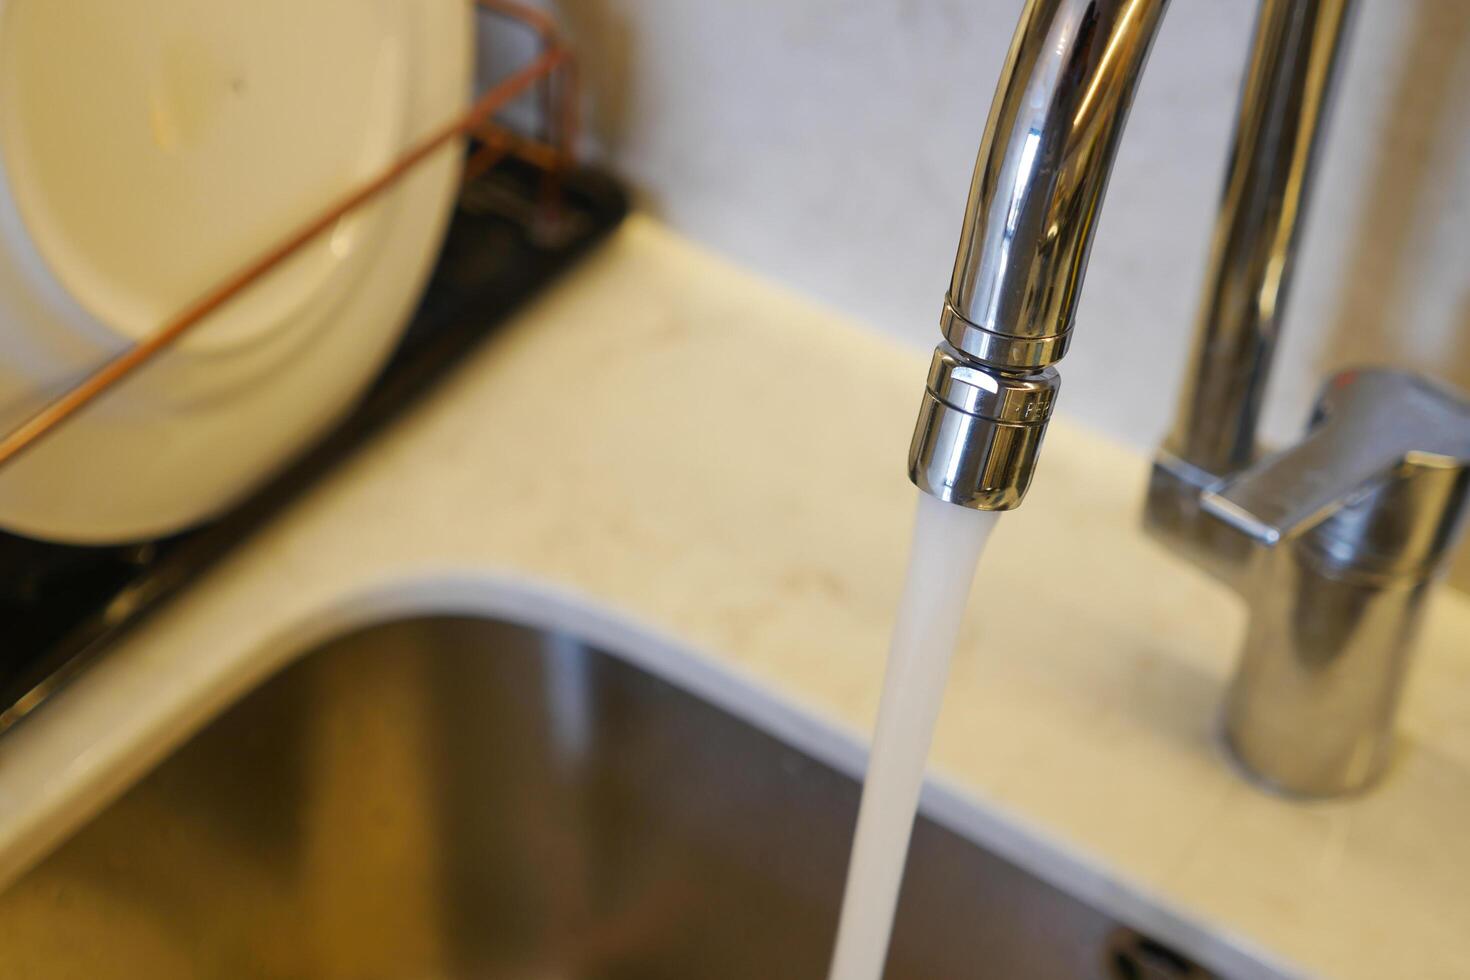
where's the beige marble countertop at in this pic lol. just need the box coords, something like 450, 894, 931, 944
1, 216, 1466, 978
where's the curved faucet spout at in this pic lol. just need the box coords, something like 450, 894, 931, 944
912, 0, 1171, 509
912, 0, 1354, 513
945, 0, 1170, 371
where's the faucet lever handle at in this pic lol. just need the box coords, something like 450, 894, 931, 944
1201, 370, 1470, 567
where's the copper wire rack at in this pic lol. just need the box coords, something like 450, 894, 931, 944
0, 0, 579, 470
0, 2, 628, 729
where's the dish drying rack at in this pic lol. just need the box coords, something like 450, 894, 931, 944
0, 1, 628, 728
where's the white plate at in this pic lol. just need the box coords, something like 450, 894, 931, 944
0, 0, 471, 543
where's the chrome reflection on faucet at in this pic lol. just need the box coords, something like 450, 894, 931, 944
909, 0, 1470, 797
910, 0, 1172, 507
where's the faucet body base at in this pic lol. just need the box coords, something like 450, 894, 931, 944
1163, 369, 1470, 798
1221, 543, 1432, 797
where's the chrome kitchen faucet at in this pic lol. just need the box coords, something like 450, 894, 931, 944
908, 0, 1470, 796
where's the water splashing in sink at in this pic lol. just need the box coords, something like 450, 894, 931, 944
828, 492, 998, 980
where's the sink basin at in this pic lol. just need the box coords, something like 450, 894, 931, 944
0, 616, 1216, 978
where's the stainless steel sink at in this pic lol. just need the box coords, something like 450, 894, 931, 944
0, 617, 1217, 978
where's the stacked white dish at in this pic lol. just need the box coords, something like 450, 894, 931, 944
0, 0, 471, 543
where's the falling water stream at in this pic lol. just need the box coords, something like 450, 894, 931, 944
827, 491, 1000, 980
